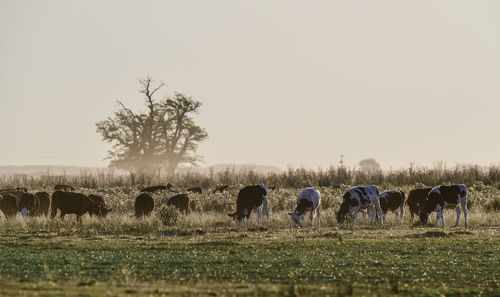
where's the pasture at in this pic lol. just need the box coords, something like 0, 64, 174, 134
1, 178, 500, 296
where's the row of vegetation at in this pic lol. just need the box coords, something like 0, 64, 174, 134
2, 164, 500, 190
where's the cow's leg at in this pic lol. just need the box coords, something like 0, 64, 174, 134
257, 208, 262, 225
316, 207, 321, 227
309, 209, 314, 227
435, 211, 441, 228
394, 211, 398, 222
399, 203, 404, 220
367, 207, 374, 223
373, 198, 383, 225
454, 206, 461, 227
76, 215, 82, 222
441, 211, 445, 228
60, 212, 65, 220
410, 212, 414, 224
463, 201, 468, 227
352, 209, 360, 224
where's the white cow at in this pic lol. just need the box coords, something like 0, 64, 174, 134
289, 187, 321, 227
419, 184, 468, 228
336, 185, 382, 225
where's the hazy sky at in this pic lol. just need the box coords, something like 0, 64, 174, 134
1, 0, 499, 170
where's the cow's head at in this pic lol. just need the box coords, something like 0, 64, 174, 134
419, 211, 430, 225
100, 206, 112, 217
228, 212, 242, 222
88, 202, 103, 216
336, 199, 351, 224
289, 211, 302, 227
336, 211, 346, 224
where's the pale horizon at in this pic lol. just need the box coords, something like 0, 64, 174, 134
1, 1, 499, 171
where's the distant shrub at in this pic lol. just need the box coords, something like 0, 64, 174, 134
485, 197, 500, 212
156, 205, 179, 226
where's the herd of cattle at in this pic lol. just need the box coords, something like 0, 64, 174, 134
0, 183, 468, 228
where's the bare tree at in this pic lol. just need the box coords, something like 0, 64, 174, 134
96, 77, 208, 175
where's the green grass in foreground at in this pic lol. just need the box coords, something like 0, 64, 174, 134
0, 227, 499, 296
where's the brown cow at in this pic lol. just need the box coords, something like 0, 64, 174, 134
167, 194, 190, 214
35, 192, 51, 216
54, 184, 75, 191
19, 192, 39, 217
1, 190, 39, 217
0, 193, 19, 218
140, 183, 175, 193
213, 185, 229, 194
186, 187, 202, 194
134, 193, 155, 218
88, 194, 112, 217
51, 191, 102, 222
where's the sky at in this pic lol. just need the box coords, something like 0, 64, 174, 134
0, 0, 499, 170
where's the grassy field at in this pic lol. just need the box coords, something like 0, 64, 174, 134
0, 226, 499, 296
1, 180, 500, 296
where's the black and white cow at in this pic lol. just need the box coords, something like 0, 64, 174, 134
289, 187, 321, 227
336, 185, 382, 225
419, 184, 468, 228
407, 187, 433, 224
378, 190, 405, 224
228, 184, 269, 225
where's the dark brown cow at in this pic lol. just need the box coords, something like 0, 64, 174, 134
54, 184, 75, 191
35, 192, 51, 216
167, 194, 190, 214
0, 193, 19, 218
19, 192, 39, 217
213, 185, 229, 194
407, 188, 433, 224
140, 183, 175, 193
88, 194, 112, 217
51, 191, 102, 222
186, 187, 202, 194
134, 193, 155, 218
2, 190, 39, 217
228, 184, 269, 225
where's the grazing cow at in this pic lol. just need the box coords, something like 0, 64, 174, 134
289, 187, 321, 227
54, 184, 75, 191
140, 183, 175, 193
213, 185, 229, 194
186, 187, 202, 194
134, 193, 155, 218
88, 194, 112, 217
228, 184, 269, 225
407, 188, 433, 224
378, 190, 405, 223
51, 191, 103, 222
35, 192, 51, 216
336, 185, 382, 225
0, 190, 37, 217
0, 193, 19, 218
9, 192, 39, 218
167, 194, 190, 214
419, 184, 468, 228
